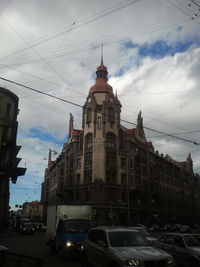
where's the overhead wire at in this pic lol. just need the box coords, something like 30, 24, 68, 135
0, 15, 193, 67
0, 0, 140, 60
0, 76, 199, 146
0, 14, 85, 98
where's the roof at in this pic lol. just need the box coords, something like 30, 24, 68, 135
89, 78, 113, 94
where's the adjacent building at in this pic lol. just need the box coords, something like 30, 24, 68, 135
0, 87, 26, 230
41, 60, 200, 226
23, 201, 44, 222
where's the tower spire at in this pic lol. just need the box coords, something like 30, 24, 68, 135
101, 43, 103, 65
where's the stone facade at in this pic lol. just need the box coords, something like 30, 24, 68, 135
41, 61, 200, 226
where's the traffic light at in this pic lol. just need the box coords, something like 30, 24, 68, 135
10, 145, 26, 183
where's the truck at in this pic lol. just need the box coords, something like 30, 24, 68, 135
46, 205, 93, 259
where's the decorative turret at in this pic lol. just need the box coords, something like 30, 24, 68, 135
186, 153, 193, 174
89, 55, 113, 95
135, 111, 146, 143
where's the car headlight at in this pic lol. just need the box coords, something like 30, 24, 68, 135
66, 241, 74, 247
122, 259, 143, 266
167, 257, 174, 265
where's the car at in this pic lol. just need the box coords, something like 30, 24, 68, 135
0, 245, 8, 265
129, 226, 157, 245
149, 224, 161, 232
82, 226, 176, 267
21, 222, 35, 234
155, 232, 200, 267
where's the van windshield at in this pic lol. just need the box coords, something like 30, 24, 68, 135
63, 219, 92, 233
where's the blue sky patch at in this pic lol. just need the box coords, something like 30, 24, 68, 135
120, 38, 200, 62
29, 128, 65, 144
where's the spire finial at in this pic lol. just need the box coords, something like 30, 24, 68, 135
101, 43, 103, 65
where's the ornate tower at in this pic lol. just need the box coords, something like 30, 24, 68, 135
82, 58, 121, 184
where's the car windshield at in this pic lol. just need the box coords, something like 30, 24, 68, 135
108, 231, 149, 247
63, 219, 92, 233
184, 235, 200, 247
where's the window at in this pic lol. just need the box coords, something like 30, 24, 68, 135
121, 173, 126, 185
77, 158, 81, 169
6, 103, 11, 116
108, 107, 115, 123
97, 117, 101, 129
106, 133, 116, 149
85, 133, 93, 150
86, 108, 92, 123
121, 158, 126, 168
76, 174, 80, 185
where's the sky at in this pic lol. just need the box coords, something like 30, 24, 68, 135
0, 0, 200, 209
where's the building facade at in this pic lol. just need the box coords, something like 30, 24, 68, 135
0, 87, 26, 231
23, 201, 44, 222
41, 60, 200, 226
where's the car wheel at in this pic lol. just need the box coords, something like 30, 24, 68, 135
190, 257, 200, 267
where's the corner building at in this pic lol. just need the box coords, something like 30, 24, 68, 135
42, 60, 200, 226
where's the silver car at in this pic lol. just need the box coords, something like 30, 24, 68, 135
82, 226, 176, 267
155, 233, 200, 267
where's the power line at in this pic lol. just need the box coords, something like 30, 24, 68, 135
147, 130, 200, 139
0, 76, 199, 146
0, 0, 140, 60
0, 15, 192, 67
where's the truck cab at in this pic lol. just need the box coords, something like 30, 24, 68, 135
56, 218, 93, 259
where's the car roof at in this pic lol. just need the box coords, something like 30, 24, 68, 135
89, 226, 139, 232
159, 233, 200, 237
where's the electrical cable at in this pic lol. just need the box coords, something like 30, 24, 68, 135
0, 76, 199, 146
0, 0, 140, 60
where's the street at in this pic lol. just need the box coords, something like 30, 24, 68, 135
0, 231, 81, 267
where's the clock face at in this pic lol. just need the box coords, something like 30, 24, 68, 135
88, 97, 91, 103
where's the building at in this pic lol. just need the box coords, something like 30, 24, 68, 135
0, 87, 26, 231
41, 59, 200, 226
23, 201, 44, 222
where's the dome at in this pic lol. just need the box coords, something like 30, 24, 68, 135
89, 78, 113, 94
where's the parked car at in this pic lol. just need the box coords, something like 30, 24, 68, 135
0, 245, 8, 265
149, 224, 161, 232
21, 222, 35, 234
82, 226, 176, 267
155, 232, 200, 267
129, 226, 157, 245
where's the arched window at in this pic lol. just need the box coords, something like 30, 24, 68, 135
108, 107, 115, 123
86, 108, 92, 124
106, 133, 116, 149
85, 133, 93, 150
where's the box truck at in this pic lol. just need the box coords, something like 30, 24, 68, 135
46, 205, 93, 259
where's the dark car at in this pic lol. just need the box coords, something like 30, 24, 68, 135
21, 222, 35, 234
0, 245, 8, 265
155, 233, 200, 267
82, 226, 176, 267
